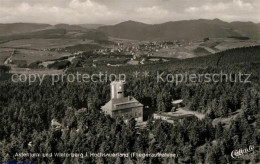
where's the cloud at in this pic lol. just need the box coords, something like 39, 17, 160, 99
185, 3, 227, 14
69, 0, 111, 15
233, 0, 253, 10
185, 0, 253, 13
136, 6, 169, 16
184, 0, 258, 22
134, 6, 169, 22
0, 0, 118, 24
0, 0, 259, 24
185, 7, 198, 13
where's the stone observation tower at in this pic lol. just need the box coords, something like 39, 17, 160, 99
110, 81, 124, 99
101, 81, 143, 123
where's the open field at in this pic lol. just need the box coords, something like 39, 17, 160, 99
6, 49, 71, 64
10, 67, 64, 75
0, 50, 12, 64
215, 40, 260, 51
0, 38, 106, 67
153, 46, 196, 58
151, 38, 260, 58
152, 41, 201, 58
201, 38, 260, 51
0, 38, 95, 50
1, 36, 259, 73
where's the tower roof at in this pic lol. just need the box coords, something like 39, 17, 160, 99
110, 80, 125, 85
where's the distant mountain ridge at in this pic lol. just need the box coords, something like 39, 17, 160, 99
0, 23, 51, 36
98, 19, 260, 40
0, 19, 259, 41
0, 23, 101, 36
77, 24, 104, 29
0, 23, 108, 42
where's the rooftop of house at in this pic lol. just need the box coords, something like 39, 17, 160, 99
102, 96, 143, 111
172, 99, 183, 104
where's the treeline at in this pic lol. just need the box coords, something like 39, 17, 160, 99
0, 81, 258, 163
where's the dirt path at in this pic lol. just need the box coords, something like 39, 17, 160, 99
212, 109, 242, 128
200, 46, 216, 54
4, 50, 15, 64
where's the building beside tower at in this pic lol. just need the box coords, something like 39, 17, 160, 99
101, 81, 143, 123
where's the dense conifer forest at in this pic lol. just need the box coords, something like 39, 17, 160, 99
0, 46, 259, 163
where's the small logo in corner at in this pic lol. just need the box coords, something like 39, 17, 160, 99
231, 145, 255, 159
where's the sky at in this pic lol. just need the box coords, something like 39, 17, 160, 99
0, 0, 259, 24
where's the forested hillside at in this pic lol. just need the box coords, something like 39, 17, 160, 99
0, 46, 259, 163
99, 19, 260, 40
